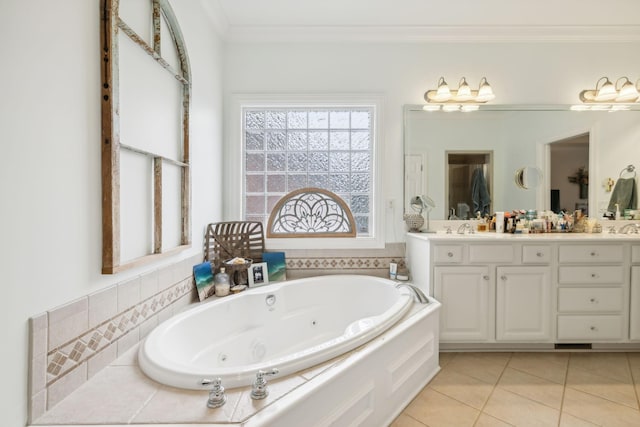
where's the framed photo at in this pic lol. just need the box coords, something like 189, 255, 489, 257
248, 262, 269, 287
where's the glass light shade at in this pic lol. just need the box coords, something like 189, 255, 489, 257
454, 78, 473, 101
422, 104, 441, 111
461, 105, 479, 112
442, 104, 460, 112
433, 78, 452, 102
476, 79, 495, 102
615, 79, 639, 102
594, 78, 617, 101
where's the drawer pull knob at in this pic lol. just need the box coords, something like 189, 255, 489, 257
501, 275, 507, 281
483, 275, 489, 281
589, 298, 597, 303
590, 326, 597, 331
447, 252, 453, 257
590, 252, 597, 257
591, 273, 597, 278
536, 252, 543, 257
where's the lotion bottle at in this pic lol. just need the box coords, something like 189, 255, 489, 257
615, 203, 621, 220
214, 267, 230, 297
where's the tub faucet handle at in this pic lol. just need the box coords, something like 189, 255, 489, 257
251, 368, 279, 400
204, 378, 226, 408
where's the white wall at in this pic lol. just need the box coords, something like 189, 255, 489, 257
224, 42, 640, 240
0, 1, 223, 425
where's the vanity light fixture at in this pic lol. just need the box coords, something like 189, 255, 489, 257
424, 76, 495, 104
579, 76, 639, 103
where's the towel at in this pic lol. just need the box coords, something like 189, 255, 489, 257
471, 168, 491, 216
607, 177, 637, 213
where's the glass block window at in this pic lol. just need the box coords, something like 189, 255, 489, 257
243, 107, 374, 236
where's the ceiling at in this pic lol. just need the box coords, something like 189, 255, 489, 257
203, 0, 640, 42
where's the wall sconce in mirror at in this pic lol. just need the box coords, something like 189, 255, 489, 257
514, 166, 543, 190
424, 77, 495, 105
579, 76, 639, 103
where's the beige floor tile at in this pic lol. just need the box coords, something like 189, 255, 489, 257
559, 412, 600, 427
569, 353, 632, 383
390, 413, 428, 427
474, 413, 514, 427
428, 368, 494, 410
628, 353, 640, 383
404, 388, 480, 427
562, 388, 640, 427
566, 365, 639, 409
508, 352, 569, 384
482, 388, 560, 427
445, 353, 511, 385
439, 352, 456, 368
497, 367, 564, 410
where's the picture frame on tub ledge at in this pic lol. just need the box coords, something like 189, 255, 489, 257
262, 251, 287, 282
248, 262, 269, 288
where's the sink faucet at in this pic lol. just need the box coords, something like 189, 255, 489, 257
618, 223, 640, 234
396, 283, 430, 304
457, 222, 474, 234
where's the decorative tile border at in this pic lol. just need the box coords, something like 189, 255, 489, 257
28, 254, 201, 423
45, 278, 192, 387
286, 256, 406, 271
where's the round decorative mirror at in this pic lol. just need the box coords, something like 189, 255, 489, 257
514, 166, 543, 190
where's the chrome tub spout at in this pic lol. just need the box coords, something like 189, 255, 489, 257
396, 283, 430, 304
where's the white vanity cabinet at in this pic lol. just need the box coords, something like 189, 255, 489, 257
434, 266, 492, 341
496, 266, 551, 341
430, 241, 551, 343
406, 233, 640, 349
556, 244, 627, 342
631, 246, 640, 340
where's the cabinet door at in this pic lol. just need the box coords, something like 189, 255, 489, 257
434, 266, 491, 342
632, 267, 640, 340
496, 266, 551, 341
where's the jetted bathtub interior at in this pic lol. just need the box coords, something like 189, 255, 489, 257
139, 274, 417, 389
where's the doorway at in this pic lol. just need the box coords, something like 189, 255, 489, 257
549, 133, 589, 215
446, 151, 493, 219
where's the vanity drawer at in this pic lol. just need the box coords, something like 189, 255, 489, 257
522, 245, 551, 264
558, 266, 623, 284
469, 245, 513, 263
557, 315, 623, 340
434, 245, 463, 263
558, 245, 623, 264
558, 287, 624, 313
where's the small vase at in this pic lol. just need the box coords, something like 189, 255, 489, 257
403, 214, 424, 232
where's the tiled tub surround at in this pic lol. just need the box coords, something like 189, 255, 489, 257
31, 301, 440, 426
28, 254, 202, 423
28, 243, 406, 423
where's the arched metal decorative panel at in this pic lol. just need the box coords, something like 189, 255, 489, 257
267, 188, 357, 238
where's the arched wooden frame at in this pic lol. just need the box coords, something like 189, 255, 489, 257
101, 0, 191, 274
267, 188, 357, 238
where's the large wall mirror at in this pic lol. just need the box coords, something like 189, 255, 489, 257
404, 104, 640, 221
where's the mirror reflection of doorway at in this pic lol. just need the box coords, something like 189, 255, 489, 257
549, 133, 589, 215
446, 151, 493, 219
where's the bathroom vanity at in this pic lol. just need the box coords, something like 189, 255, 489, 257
406, 231, 640, 349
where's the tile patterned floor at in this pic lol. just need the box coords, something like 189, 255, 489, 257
392, 352, 640, 427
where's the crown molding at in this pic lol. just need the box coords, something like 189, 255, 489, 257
224, 25, 640, 43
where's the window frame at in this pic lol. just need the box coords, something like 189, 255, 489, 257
225, 94, 385, 250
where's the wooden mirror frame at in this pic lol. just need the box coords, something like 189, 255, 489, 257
100, 0, 191, 274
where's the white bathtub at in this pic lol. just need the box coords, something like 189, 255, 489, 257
139, 274, 416, 390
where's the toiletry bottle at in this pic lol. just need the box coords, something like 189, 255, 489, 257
214, 267, 230, 297
615, 203, 621, 220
